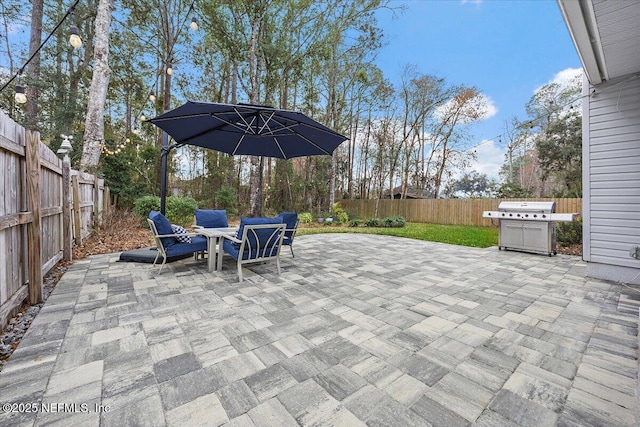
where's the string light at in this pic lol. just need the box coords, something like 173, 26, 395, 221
166, 61, 173, 76
14, 70, 27, 104
0, 0, 81, 100
149, 91, 156, 102
190, 18, 198, 31
69, 8, 83, 48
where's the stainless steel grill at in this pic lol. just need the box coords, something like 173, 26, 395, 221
482, 201, 578, 256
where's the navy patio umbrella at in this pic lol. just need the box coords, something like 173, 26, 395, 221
147, 101, 348, 213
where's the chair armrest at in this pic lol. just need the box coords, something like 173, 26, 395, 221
225, 235, 242, 244
193, 225, 204, 230
156, 232, 201, 238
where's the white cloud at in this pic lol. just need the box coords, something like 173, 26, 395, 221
478, 94, 498, 119
535, 67, 583, 93
469, 139, 505, 180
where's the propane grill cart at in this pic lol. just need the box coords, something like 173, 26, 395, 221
482, 201, 580, 256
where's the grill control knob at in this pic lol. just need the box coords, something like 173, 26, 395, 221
533, 214, 537, 218
542, 214, 546, 218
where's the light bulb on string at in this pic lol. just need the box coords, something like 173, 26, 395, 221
69, 8, 82, 48
14, 70, 27, 104
139, 113, 146, 121
190, 18, 198, 31
14, 85, 27, 104
166, 61, 173, 76
149, 91, 156, 102
126, 138, 130, 143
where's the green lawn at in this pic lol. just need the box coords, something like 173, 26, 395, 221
296, 222, 498, 248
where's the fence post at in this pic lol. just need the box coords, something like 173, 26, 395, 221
62, 157, 72, 261
93, 175, 99, 228
72, 174, 81, 245
25, 130, 43, 304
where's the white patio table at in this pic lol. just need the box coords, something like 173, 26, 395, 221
195, 227, 238, 272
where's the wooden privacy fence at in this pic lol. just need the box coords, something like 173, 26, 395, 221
0, 110, 110, 329
339, 198, 582, 227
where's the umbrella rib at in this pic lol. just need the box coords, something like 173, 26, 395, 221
150, 112, 212, 123
258, 111, 277, 135
232, 134, 246, 156
273, 136, 287, 159
233, 107, 258, 134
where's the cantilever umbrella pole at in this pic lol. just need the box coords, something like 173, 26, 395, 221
160, 131, 169, 215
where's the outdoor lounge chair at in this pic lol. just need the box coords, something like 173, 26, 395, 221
221, 217, 286, 282
147, 211, 208, 273
279, 212, 299, 257
194, 209, 228, 228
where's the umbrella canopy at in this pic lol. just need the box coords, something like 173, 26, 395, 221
148, 101, 348, 159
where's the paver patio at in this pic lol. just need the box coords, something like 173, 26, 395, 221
0, 234, 638, 426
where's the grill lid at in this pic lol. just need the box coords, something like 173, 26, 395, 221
498, 201, 556, 213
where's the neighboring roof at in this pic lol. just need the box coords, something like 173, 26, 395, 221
558, 0, 640, 85
384, 185, 430, 199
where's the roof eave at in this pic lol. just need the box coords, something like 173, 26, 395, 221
557, 0, 607, 85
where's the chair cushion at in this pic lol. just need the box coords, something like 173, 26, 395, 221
164, 235, 208, 256
236, 216, 283, 242
279, 212, 298, 242
149, 210, 176, 247
223, 237, 280, 261
195, 209, 228, 228
171, 224, 191, 243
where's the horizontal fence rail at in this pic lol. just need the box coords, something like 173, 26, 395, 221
339, 198, 582, 227
0, 110, 110, 329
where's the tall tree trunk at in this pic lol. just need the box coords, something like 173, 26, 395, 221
248, 9, 263, 216
25, 0, 43, 129
79, 0, 114, 172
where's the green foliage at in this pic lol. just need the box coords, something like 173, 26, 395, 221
299, 212, 313, 224
133, 195, 198, 227
557, 219, 582, 246
495, 181, 533, 198
364, 217, 382, 227
100, 143, 150, 208
332, 203, 349, 224
215, 185, 237, 215
446, 171, 497, 198
165, 197, 199, 227
363, 216, 405, 228
133, 196, 161, 223
349, 219, 362, 227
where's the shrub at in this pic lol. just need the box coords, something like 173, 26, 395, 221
557, 219, 582, 246
332, 203, 349, 224
365, 217, 382, 227
364, 216, 405, 228
133, 195, 198, 227
133, 196, 161, 224
349, 219, 361, 227
299, 212, 312, 224
215, 185, 237, 216
165, 196, 199, 226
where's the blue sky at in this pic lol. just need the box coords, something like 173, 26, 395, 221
374, 0, 582, 179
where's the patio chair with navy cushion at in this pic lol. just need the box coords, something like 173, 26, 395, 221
221, 216, 286, 282
194, 209, 228, 229
278, 212, 299, 258
147, 211, 208, 273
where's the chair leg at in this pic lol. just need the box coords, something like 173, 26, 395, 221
159, 256, 167, 273
276, 257, 281, 275
237, 259, 243, 282
290, 245, 294, 258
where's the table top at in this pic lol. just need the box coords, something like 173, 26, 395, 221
196, 227, 238, 237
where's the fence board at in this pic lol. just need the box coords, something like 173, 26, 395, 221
340, 198, 582, 227
0, 110, 109, 329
